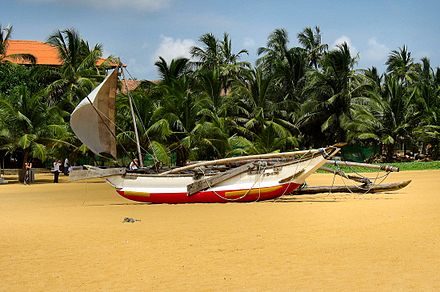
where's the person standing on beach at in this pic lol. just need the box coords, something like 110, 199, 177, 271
53, 160, 61, 183
129, 158, 139, 170
24, 160, 32, 185
63, 158, 70, 175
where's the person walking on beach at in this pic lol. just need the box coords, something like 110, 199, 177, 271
53, 159, 61, 183
24, 160, 32, 185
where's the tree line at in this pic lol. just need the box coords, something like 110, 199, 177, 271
1, 24, 439, 169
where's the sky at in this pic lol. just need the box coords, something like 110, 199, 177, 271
2, 0, 440, 80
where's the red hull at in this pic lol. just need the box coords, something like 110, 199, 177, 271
116, 182, 300, 204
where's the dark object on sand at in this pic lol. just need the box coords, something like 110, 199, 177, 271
122, 217, 141, 223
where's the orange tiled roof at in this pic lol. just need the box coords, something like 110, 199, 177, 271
5, 40, 62, 65
120, 80, 142, 94
4, 40, 111, 66
119, 80, 162, 94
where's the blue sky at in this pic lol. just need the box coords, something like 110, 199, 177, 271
2, 0, 440, 79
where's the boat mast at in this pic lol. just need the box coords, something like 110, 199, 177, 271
121, 67, 144, 168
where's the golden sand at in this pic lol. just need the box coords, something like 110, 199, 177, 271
1, 170, 440, 290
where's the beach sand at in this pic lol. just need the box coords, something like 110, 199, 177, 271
1, 170, 439, 291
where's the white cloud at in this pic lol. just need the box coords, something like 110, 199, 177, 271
243, 37, 256, 48
364, 38, 389, 62
19, 0, 170, 11
152, 35, 195, 64
332, 35, 358, 55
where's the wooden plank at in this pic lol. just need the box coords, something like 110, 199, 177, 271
69, 166, 126, 181
278, 169, 305, 183
187, 162, 255, 196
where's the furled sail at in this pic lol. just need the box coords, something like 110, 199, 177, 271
70, 69, 118, 159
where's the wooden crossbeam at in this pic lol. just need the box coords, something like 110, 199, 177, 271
187, 162, 256, 196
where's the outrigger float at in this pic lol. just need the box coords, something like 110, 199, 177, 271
293, 160, 411, 195
69, 68, 410, 203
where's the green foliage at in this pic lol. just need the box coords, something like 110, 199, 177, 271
391, 160, 440, 171
148, 141, 171, 166
1, 26, 440, 167
0, 83, 69, 167
45, 28, 107, 109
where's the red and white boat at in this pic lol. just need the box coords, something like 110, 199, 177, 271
70, 68, 339, 204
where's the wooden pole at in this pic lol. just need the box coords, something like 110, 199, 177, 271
325, 160, 399, 172
319, 166, 371, 184
160, 148, 324, 175
122, 68, 143, 168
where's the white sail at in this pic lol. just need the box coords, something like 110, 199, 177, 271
70, 69, 118, 159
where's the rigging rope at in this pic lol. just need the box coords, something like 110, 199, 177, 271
273, 150, 315, 202
121, 67, 161, 166
197, 161, 267, 202
328, 162, 391, 195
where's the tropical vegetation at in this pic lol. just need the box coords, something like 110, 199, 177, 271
1, 24, 439, 170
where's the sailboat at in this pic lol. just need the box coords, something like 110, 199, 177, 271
70, 68, 340, 203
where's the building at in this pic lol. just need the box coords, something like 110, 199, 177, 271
4, 40, 143, 92
4, 40, 111, 66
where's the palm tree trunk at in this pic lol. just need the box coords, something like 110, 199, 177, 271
385, 143, 394, 162
176, 146, 188, 167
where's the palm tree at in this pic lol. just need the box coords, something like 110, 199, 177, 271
412, 57, 440, 159
194, 67, 224, 114
0, 85, 70, 168
181, 115, 230, 160
46, 28, 106, 109
257, 28, 309, 107
297, 26, 328, 69
386, 46, 418, 84
257, 28, 290, 73
414, 57, 439, 125
0, 24, 35, 63
347, 75, 419, 161
233, 68, 299, 153
114, 82, 171, 167
191, 32, 249, 94
301, 42, 358, 145
140, 57, 199, 165
217, 33, 249, 93
190, 33, 220, 69
155, 56, 191, 84
362, 66, 383, 89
